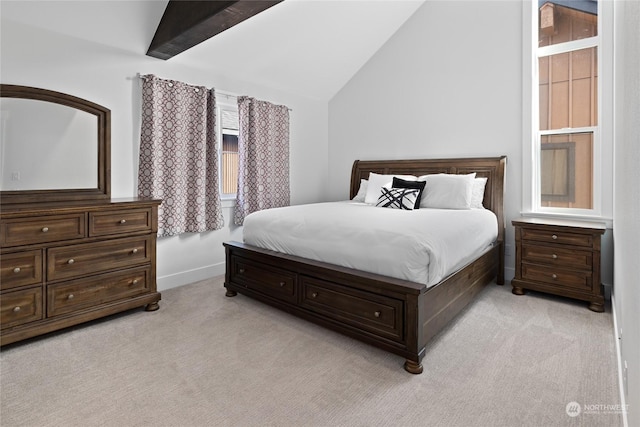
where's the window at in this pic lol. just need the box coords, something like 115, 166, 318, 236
218, 105, 239, 197
531, 0, 604, 215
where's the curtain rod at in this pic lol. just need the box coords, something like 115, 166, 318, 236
137, 74, 292, 111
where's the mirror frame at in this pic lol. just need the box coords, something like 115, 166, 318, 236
0, 84, 110, 204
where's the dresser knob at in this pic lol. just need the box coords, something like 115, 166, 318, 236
239, 268, 245, 274
13, 267, 21, 273
374, 311, 381, 318
552, 254, 558, 259
551, 234, 558, 240
67, 259, 75, 265
131, 279, 139, 285
132, 248, 138, 254
551, 274, 558, 279
67, 294, 75, 300
41, 227, 49, 233
311, 292, 318, 298
120, 219, 127, 224
279, 282, 285, 287
13, 306, 21, 313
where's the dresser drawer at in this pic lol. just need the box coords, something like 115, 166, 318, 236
1, 214, 86, 247
47, 235, 152, 281
89, 208, 153, 237
521, 244, 593, 270
47, 266, 151, 317
0, 250, 43, 291
522, 264, 593, 290
1, 287, 43, 329
300, 276, 403, 342
521, 227, 593, 247
230, 256, 296, 303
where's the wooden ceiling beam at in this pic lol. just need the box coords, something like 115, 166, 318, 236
147, 0, 284, 60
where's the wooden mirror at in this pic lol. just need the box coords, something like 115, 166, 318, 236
0, 84, 110, 204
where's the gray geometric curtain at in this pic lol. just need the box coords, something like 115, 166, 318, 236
234, 96, 290, 225
138, 75, 224, 237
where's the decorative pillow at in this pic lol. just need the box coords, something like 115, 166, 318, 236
352, 179, 368, 202
392, 177, 426, 209
364, 172, 417, 204
418, 173, 476, 209
376, 187, 420, 210
470, 177, 488, 209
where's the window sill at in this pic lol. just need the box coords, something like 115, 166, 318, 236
519, 211, 613, 229
221, 198, 236, 209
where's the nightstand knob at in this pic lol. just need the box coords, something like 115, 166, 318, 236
131, 279, 139, 285
311, 292, 318, 298
551, 274, 558, 279
13, 306, 21, 313
239, 268, 245, 274
120, 219, 127, 224
552, 254, 558, 259
67, 294, 75, 300
374, 311, 381, 318
132, 248, 139, 254
551, 234, 558, 240
13, 267, 21, 273
41, 227, 49, 233
67, 259, 75, 265
279, 282, 285, 287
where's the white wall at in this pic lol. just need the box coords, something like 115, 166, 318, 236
1, 16, 329, 290
328, 1, 523, 278
613, 1, 640, 425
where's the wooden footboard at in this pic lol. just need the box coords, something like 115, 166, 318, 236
224, 241, 499, 374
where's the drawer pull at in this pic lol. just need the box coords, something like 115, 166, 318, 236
120, 219, 127, 224
41, 227, 49, 233
13, 267, 21, 273
67, 259, 75, 265
131, 279, 139, 285
67, 294, 75, 300
374, 311, 381, 318
239, 268, 245, 274
279, 281, 285, 287
132, 248, 139, 254
552, 254, 558, 259
311, 292, 318, 298
13, 306, 21, 313
551, 234, 558, 240
551, 274, 558, 280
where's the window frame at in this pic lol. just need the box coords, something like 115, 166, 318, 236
522, 0, 613, 223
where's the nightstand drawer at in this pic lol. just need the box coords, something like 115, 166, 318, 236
521, 228, 593, 247
522, 244, 593, 269
1, 287, 43, 329
0, 250, 43, 291
522, 264, 592, 290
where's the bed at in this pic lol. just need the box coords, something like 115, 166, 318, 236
224, 156, 506, 374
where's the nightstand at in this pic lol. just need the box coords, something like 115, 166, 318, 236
511, 217, 606, 312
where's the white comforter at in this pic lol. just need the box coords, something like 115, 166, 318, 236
242, 201, 498, 287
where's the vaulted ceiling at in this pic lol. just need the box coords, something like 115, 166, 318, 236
1, 0, 425, 100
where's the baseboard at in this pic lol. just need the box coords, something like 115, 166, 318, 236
157, 262, 225, 291
611, 293, 629, 427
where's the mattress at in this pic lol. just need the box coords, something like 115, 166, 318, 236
242, 201, 498, 287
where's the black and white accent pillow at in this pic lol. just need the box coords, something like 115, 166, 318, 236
376, 188, 420, 210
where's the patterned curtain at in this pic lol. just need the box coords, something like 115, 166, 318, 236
138, 75, 224, 237
234, 97, 290, 225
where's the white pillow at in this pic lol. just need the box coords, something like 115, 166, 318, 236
352, 179, 368, 202
470, 177, 488, 209
418, 173, 476, 209
364, 172, 417, 204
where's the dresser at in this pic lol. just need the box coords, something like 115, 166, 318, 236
1, 198, 161, 345
511, 217, 606, 312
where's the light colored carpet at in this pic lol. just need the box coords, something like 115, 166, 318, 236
0, 276, 622, 427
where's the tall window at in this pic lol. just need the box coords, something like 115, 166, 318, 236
218, 106, 239, 197
535, 0, 599, 213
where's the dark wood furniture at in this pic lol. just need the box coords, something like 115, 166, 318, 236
511, 217, 606, 312
0, 85, 161, 345
224, 156, 506, 374
1, 199, 162, 345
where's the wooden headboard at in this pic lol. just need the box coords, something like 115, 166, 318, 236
349, 156, 507, 246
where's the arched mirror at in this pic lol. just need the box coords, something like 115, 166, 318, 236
0, 84, 110, 204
